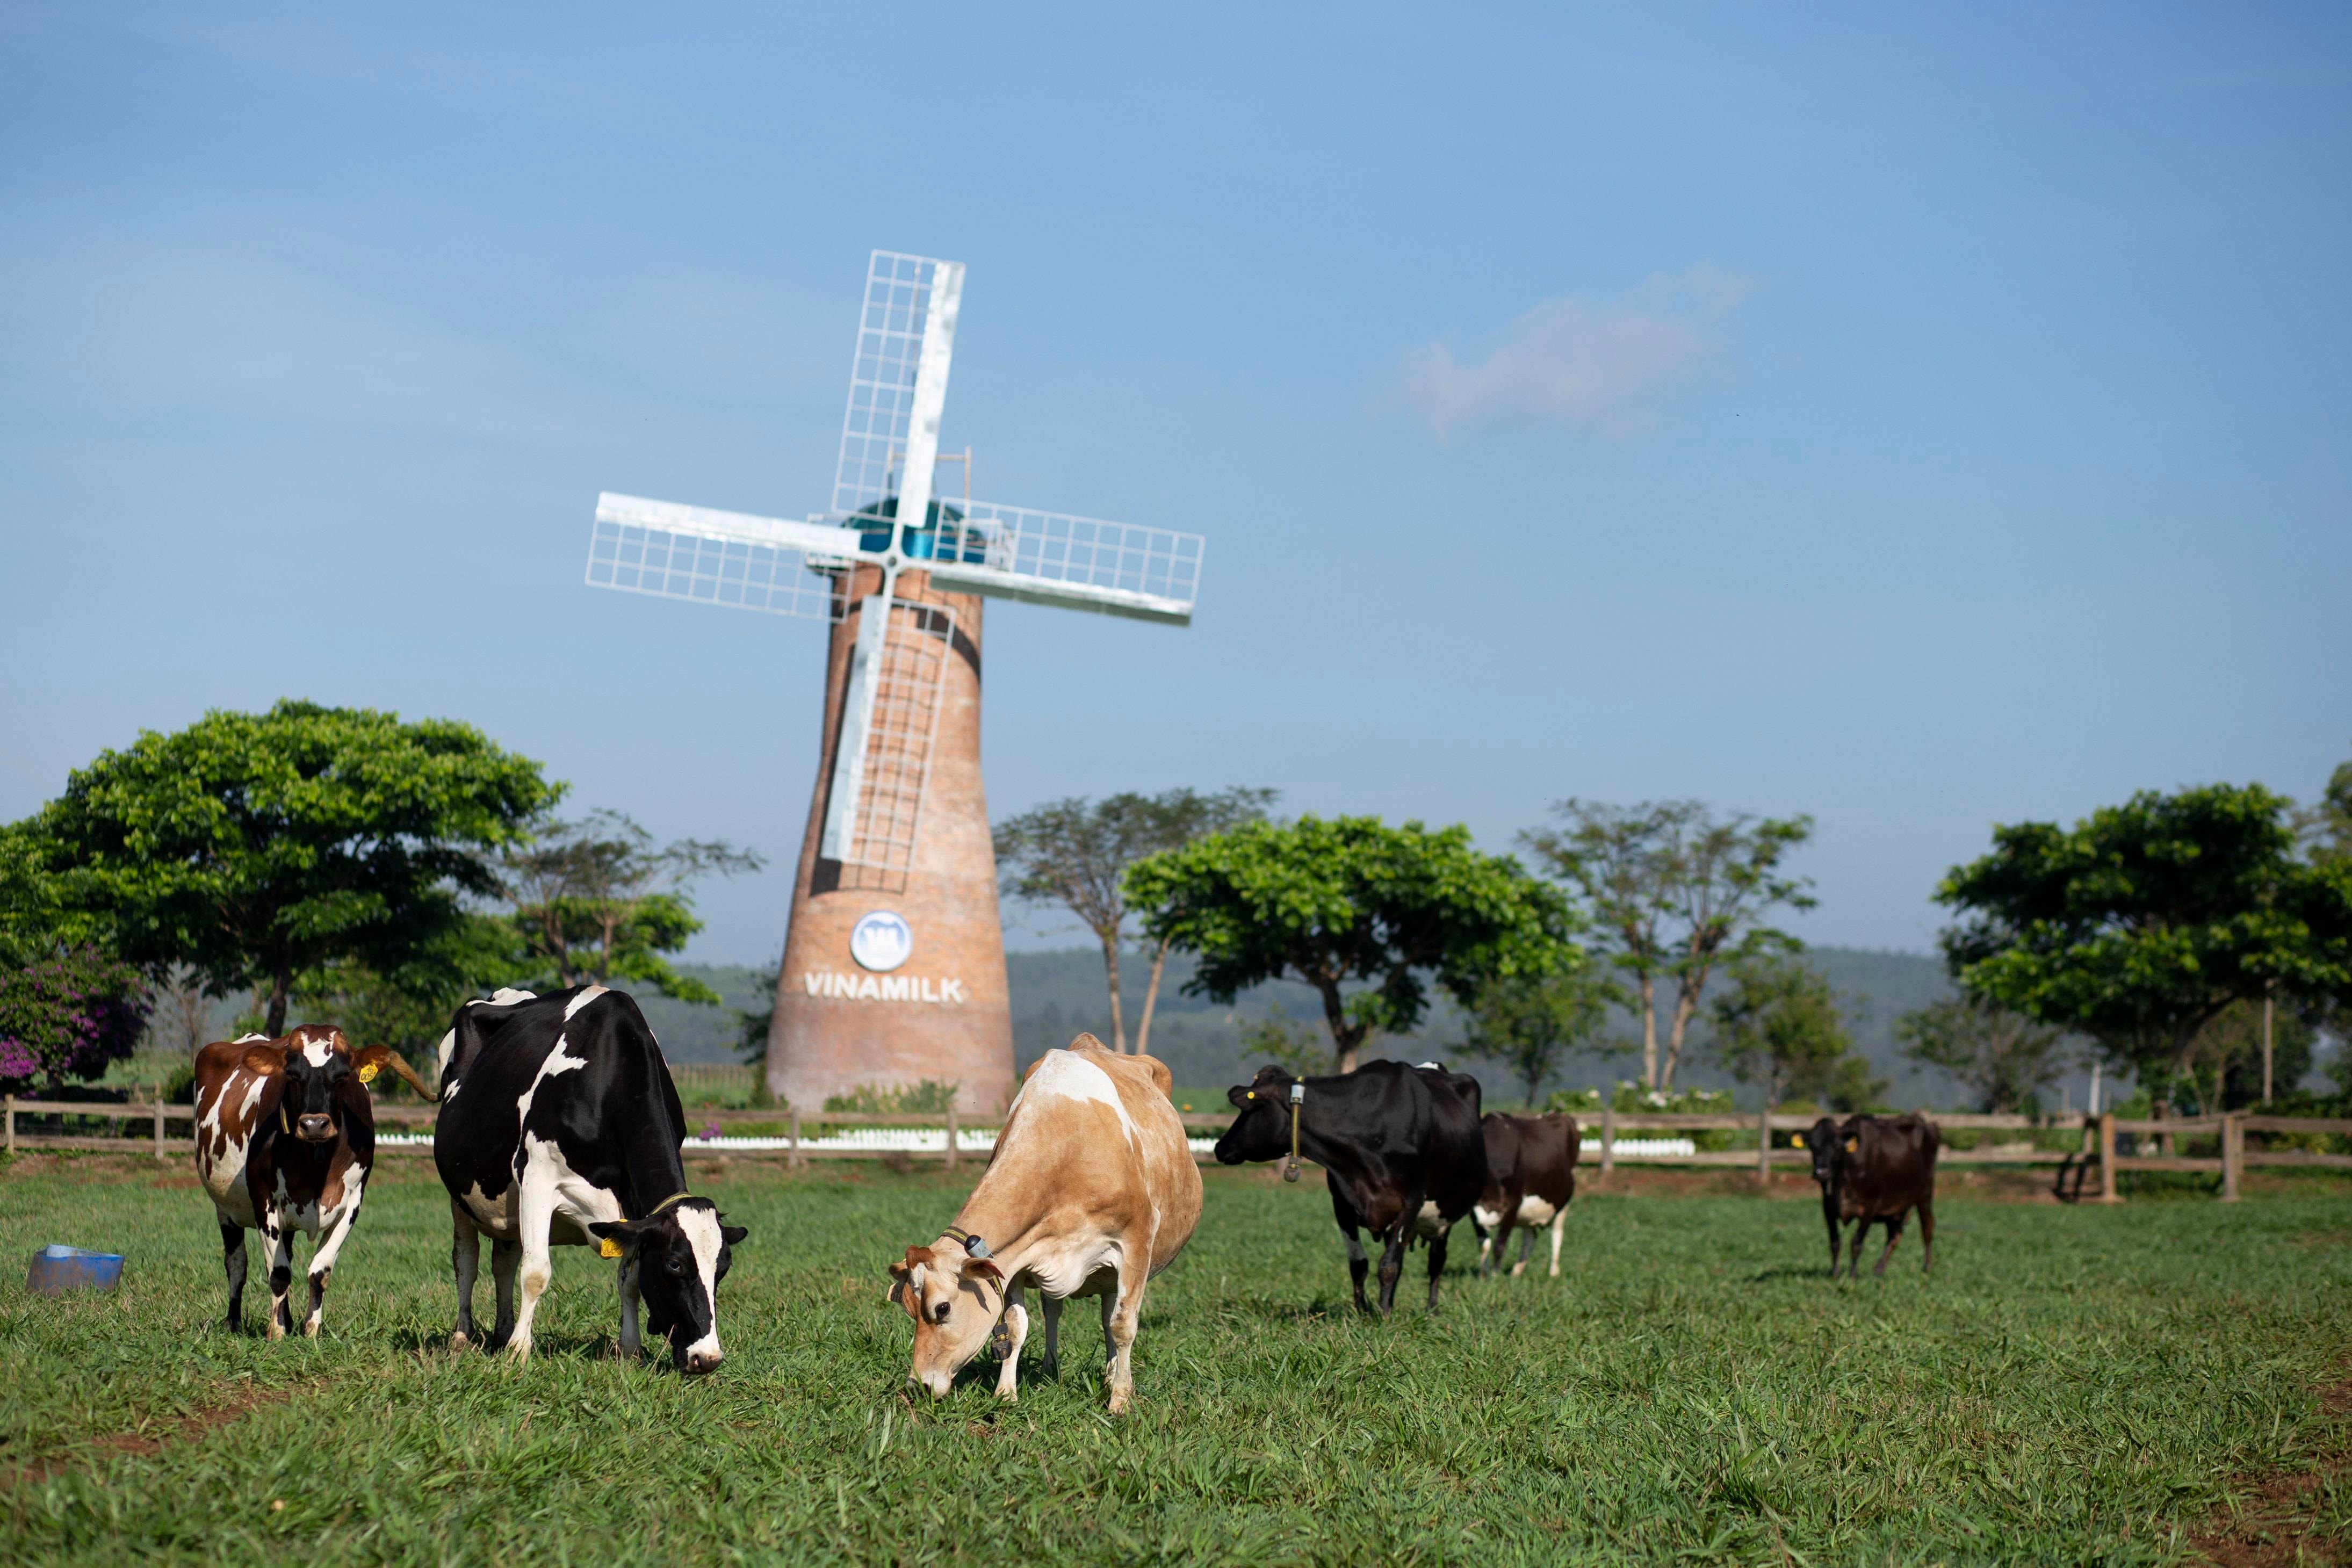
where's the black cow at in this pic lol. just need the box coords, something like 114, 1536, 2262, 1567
1216, 1059, 1487, 1315
1473, 1111, 1578, 1278
1805, 1112, 1939, 1279
432, 985, 746, 1371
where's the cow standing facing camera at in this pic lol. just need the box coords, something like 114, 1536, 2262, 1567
193, 1024, 433, 1336
1806, 1112, 1939, 1278
431, 985, 745, 1373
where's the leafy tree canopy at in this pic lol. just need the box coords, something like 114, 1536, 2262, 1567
1128, 815, 1577, 1073
1, 700, 555, 1036
1711, 955, 1882, 1112
1936, 783, 2352, 1085
1460, 961, 1619, 1108
995, 786, 1275, 1052
501, 809, 762, 1007
1894, 995, 2069, 1114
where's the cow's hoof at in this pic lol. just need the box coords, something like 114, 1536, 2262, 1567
1106, 1391, 1131, 1417
995, 1383, 1019, 1403
1509, 1263, 1528, 1279
503, 1341, 532, 1366
449, 1331, 473, 1350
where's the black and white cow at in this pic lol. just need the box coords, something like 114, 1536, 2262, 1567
431, 985, 746, 1372
1216, 1059, 1487, 1315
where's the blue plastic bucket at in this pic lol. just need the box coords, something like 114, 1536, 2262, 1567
26, 1245, 125, 1295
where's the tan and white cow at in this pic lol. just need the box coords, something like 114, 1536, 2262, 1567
888, 1034, 1202, 1414
193, 1025, 431, 1336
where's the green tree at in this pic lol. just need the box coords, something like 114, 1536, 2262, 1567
1936, 783, 2352, 1094
994, 786, 1275, 1053
1711, 955, 1881, 1112
1524, 800, 1815, 1092
290, 911, 521, 1082
1128, 815, 1575, 1074
1461, 962, 1620, 1107
1894, 995, 2069, 1113
0, 700, 555, 1036
500, 809, 762, 1007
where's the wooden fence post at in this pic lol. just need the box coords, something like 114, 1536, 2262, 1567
1757, 1103, 1773, 1186
944, 1104, 958, 1173
4, 1094, 13, 1155
2220, 1112, 2243, 1203
788, 1110, 802, 1171
153, 1086, 166, 1162
1598, 1102, 1614, 1179
2097, 1112, 2120, 1203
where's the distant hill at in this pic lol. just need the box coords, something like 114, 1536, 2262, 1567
659, 945, 1980, 1109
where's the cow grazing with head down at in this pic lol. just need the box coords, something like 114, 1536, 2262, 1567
1473, 1111, 1578, 1278
193, 1024, 432, 1336
1805, 1112, 1939, 1279
432, 985, 746, 1372
1216, 1059, 1487, 1316
889, 1034, 1201, 1415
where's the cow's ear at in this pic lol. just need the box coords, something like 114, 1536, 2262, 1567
351, 1044, 395, 1087
241, 1046, 283, 1078
1228, 1083, 1252, 1109
720, 1224, 748, 1247
962, 1257, 1004, 1287
587, 1219, 644, 1260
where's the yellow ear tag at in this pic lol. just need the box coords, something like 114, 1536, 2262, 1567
598, 1238, 625, 1259
357, 1063, 380, 1084
1844, 1137, 1859, 1152
1791, 1134, 1805, 1148
1246, 1091, 1254, 1099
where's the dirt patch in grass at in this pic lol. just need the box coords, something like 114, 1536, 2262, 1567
2191, 1375, 2352, 1566
4, 1383, 292, 1493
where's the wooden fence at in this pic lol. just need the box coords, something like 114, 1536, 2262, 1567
7, 1095, 2348, 1202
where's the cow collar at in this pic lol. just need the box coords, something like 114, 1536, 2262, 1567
940, 1225, 992, 1261
644, 1191, 694, 1220
1282, 1079, 1305, 1184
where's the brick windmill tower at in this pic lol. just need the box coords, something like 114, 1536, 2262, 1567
583, 252, 1206, 1113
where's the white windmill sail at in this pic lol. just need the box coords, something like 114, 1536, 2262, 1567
582, 249, 1207, 870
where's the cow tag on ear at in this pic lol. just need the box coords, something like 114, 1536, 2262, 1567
241, 1045, 283, 1078
1790, 1134, 1805, 1148
599, 1237, 625, 1259
1844, 1137, 1859, 1152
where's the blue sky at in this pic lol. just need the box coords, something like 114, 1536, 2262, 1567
4, 4, 2348, 964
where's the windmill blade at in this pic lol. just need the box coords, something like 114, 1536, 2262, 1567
819, 596, 957, 871
834, 251, 964, 519
585, 493, 877, 622
921, 502, 1205, 626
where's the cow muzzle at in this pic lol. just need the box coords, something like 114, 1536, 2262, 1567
295, 1114, 336, 1143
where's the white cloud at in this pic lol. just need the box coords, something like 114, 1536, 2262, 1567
1384, 266, 1754, 442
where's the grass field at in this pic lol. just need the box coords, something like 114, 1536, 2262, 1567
3, 1159, 2348, 1565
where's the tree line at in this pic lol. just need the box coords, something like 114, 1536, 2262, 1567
999, 760, 2352, 1116
0, 700, 758, 1092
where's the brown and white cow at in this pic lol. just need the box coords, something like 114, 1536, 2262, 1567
1473, 1111, 1578, 1278
887, 1034, 1202, 1414
193, 1025, 430, 1336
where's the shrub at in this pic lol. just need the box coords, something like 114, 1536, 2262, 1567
823, 1079, 959, 1116
0, 947, 151, 1094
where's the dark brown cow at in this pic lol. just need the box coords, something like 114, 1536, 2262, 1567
193, 1025, 431, 1335
1804, 1112, 1939, 1279
1473, 1112, 1578, 1278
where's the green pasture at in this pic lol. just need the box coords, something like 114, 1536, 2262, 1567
2, 1162, 2348, 1566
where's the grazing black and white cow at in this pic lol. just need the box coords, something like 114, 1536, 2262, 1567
431, 985, 746, 1372
1805, 1112, 1939, 1279
1216, 1059, 1487, 1315
193, 1025, 432, 1336
1474, 1111, 1578, 1278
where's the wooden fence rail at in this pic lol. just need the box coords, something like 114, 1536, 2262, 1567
7, 1095, 2347, 1200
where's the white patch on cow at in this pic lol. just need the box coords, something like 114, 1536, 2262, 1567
1517, 1196, 1559, 1227
235, 1032, 269, 1044
300, 1032, 336, 1068
563, 985, 608, 1021
516, 1035, 591, 1123
489, 987, 538, 1006
1415, 1061, 1442, 1070
1012, 1051, 1137, 1146
461, 1181, 515, 1237
677, 1204, 726, 1366
239, 1075, 269, 1121
1412, 1200, 1448, 1238
1472, 1204, 1503, 1230
436, 1027, 459, 1078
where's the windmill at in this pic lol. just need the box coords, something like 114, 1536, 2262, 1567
584, 251, 1206, 1112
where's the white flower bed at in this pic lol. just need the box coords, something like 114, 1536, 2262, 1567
1582, 1137, 1698, 1158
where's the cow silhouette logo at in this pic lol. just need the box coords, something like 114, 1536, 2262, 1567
849, 911, 914, 973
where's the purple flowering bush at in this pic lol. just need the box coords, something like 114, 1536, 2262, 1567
0, 948, 150, 1094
